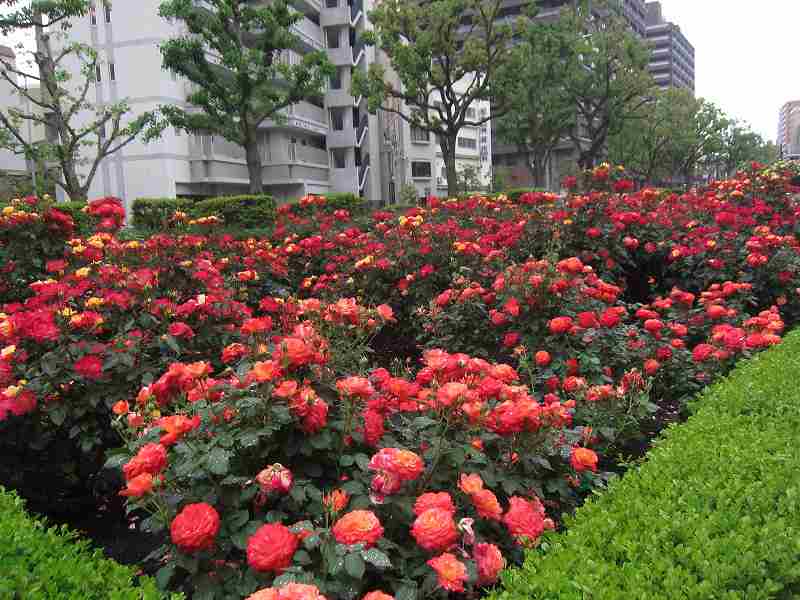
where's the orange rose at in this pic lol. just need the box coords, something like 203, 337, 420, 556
368, 448, 424, 482
247, 583, 328, 600
323, 489, 349, 513
362, 592, 394, 600
570, 447, 598, 472
251, 360, 279, 383
427, 552, 468, 592
470, 489, 502, 521
112, 400, 129, 415
458, 473, 484, 495
411, 508, 458, 552
376, 304, 394, 321
413, 492, 455, 516
123, 443, 168, 480
119, 473, 153, 497
247, 523, 298, 572
332, 510, 384, 547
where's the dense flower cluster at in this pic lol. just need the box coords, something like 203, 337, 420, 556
2, 162, 800, 599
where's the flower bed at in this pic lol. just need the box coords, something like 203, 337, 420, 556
488, 328, 800, 600
1, 161, 800, 599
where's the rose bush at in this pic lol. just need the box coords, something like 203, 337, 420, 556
1, 161, 800, 598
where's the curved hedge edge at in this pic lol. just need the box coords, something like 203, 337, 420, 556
0, 487, 182, 600
489, 330, 800, 600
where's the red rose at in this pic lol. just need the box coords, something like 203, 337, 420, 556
692, 343, 715, 363
74, 355, 104, 380
503, 496, 547, 546
170, 503, 220, 553
548, 317, 573, 335
474, 542, 505, 584
247, 523, 298, 572
534, 350, 551, 367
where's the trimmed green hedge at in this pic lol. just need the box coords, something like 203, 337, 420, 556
0, 487, 181, 599
191, 194, 275, 229
491, 331, 800, 600
131, 197, 193, 230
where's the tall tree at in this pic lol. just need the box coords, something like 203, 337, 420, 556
352, 0, 517, 197
156, 0, 333, 194
0, 3, 160, 202
561, 1, 655, 169
494, 8, 576, 188
608, 88, 697, 185
715, 122, 774, 177
668, 99, 728, 185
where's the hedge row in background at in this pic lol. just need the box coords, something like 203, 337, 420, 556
490, 331, 800, 600
0, 487, 181, 600
132, 193, 363, 230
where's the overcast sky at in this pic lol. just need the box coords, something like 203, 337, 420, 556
650, 1, 799, 143
2, 1, 798, 142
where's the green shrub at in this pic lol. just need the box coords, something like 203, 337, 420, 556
0, 487, 181, 599
490, 330, 800, 600
132, 197, 193, 230
191, 194, 275, 229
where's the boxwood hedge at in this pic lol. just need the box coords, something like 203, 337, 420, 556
490, 330, 800, 600
0, 487, 181, 599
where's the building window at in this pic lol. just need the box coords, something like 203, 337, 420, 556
330, 67, 344, 90
109, 62, 115, 81
411, 161, 432, 178
89, 3, 97, 25
410, 126, 429, 142
103, 1, 111, 23
95, 64, 102, 82
326, 0, 338, 7
330, 108, 345, 131
326, 28, 340, 49
458, 137, 477, 149
331, 148, 347, 169
289, 138, 297, 161
465, 107, 476, 120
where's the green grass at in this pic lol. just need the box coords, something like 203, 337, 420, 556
0, 487, 182, 599
490, 331, 800, 600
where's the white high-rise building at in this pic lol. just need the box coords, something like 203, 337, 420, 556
0, 45, 29, 187
52, 0, 491, 209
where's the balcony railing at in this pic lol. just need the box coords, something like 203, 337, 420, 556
351, 37, 365, 64
358, 153, 370, 190
350, 0, 363, 24
356, 113, 368, 147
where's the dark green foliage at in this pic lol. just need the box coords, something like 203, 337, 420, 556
0, 487, 182, 599
191, 194, 276, 229
131, 197, 194, 230
490, 330, 800, 600
321, 192, 364, 212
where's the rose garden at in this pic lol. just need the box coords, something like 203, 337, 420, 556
1, 162, 800, 599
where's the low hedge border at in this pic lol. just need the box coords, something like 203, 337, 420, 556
0, 487, 181, 599
131, 198, 194, 230
490, 330, 800, 600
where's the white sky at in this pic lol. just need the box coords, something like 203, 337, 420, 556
2, 1, 799, 142
654, 0, 800, 143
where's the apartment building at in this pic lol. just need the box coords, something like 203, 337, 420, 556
51, 0, 491, 209
645, 1, 695, 93
778, 101, 800, 160
0, 45, 28, 187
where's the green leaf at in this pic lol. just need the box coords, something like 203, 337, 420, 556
395, 584, 418, 600
362, 548, 392, 569
155, 564, 175, 589
344, 552, 365, 579
206, 448, 231, 475
293, 549, 312, 565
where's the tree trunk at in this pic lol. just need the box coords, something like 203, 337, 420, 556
244, 133, 263, 195
441, 136, 458, 198
60, 163, 85, 202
